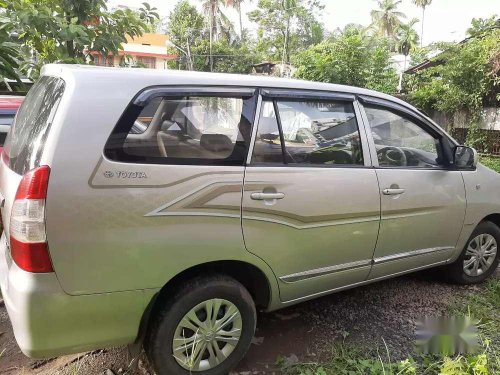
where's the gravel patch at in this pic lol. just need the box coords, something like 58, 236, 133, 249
0, 268, 498, 374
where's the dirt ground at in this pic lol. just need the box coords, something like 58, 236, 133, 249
0, 268, 498, 375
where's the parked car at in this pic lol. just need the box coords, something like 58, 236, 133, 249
0, 65, 499, 375
0, 96, 23, 153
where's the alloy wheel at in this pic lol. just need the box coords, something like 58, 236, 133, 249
463, 233, 497, 277
172, 298, 243, 371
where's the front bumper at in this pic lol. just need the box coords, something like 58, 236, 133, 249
0, 235, 155, 358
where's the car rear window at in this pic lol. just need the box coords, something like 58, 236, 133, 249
4, 77, 65, 174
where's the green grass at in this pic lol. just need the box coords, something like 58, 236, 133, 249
480, 155, 500, 173
279, 278, 500, 375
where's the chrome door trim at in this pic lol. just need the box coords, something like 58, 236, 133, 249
281, 259, 449, 305
373, 246, 454, 264
280, 259, 373, 283
280, 246, 454, 283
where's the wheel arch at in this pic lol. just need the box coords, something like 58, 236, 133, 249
482, 213, 500, 229
133, 260, 274, 348
154, 260, 272, 309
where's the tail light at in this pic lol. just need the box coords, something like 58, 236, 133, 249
10, 166, 53, 272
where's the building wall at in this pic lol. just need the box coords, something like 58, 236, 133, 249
430, 107, 500, 131
92, 33, 177, 70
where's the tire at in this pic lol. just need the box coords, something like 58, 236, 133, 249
445, 221, 500, 284
145, 275, 256, 375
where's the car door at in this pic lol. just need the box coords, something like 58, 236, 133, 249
358, 97, 467, 279
242, 90, 380, 302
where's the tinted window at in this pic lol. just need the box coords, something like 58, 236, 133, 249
364, 106, 441, 168
4, 77, 65, 174
252, 99, 364, 166
252, 101, 284, 163
105, 94, 256, 165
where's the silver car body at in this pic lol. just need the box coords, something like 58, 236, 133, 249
1, 64, 499, 357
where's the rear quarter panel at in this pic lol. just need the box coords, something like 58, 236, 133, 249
42, 67, 279, 299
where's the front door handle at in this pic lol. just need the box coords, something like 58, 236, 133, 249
250, 192, 285, 201
382, 188, 405, 196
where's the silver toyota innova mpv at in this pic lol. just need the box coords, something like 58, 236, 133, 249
1, 65, 499, 375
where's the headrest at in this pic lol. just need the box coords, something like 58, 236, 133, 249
200, 134, 233, 153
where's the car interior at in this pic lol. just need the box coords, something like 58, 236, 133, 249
123, 96, 247, 161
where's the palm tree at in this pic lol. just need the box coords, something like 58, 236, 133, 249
370, 0, 406, 40
412, 0, 432, 47
200, 0, 235, 41
200, 0, 235, 71
396, 18, 419, 91
226, 0, 252, 38
0, 15, 20, 82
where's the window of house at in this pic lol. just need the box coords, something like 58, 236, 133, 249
364, 105, 442, 168
252, 99, 364, 166
137, 56, 156, 69
105, 94, 256, 165
93, 54, 113, 67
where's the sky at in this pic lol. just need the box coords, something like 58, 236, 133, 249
110, 0, 499, 46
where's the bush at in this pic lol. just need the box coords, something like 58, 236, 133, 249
293, 32, 398, 94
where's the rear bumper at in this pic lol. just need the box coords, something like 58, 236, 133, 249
0, 234, 156, 358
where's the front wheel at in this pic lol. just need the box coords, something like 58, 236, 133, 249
445, 221, 499, 284
145, 275, 256, 375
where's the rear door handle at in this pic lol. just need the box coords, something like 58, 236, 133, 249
382, 188, 405, 196
250, 192, 285, 201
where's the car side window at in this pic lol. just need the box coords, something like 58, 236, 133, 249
252, 99, 364, 166
252, 101, 284, 163
105, 94, 255, 165
364, 105, 442, 168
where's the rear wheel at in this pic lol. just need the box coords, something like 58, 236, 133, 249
145, 275, 256, 375
445, 221, 499, 284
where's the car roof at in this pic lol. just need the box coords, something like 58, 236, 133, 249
0, 96, 24, 110
40, 64, 415, 110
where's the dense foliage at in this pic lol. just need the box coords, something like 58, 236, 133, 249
248, 0, 324, 63
407, 27, 500, 114
3, 0, 158, 78
293, 28, 399, 94
0, 9, 20, 82
167, 0, 261, 73
2, 0, 499, 118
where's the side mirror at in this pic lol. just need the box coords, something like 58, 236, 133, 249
454, 146, 478, 169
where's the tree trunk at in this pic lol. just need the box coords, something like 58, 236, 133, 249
421, 6, 425, 47
398, 54, 408, 92
66, 40, 75, 59
280, 16, 290, 77
238, 4, 243, 38
286, 17, 290, 63
209, 13, 214, 72
186, 34, 193, 71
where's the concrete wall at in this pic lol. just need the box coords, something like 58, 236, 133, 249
430, 107, 500, 131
